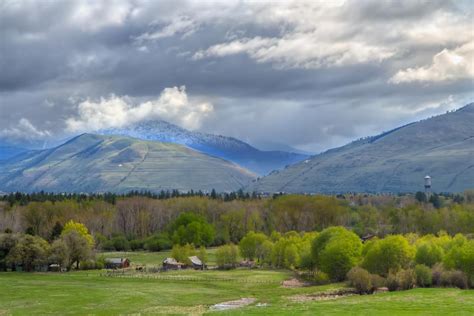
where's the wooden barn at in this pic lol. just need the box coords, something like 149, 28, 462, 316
105, 258, 130, 269
188, 256, 204, 270
162, 258, 183, 270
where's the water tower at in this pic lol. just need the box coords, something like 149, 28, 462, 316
424, 175, 432, 196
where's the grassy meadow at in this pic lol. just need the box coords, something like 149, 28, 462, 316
1, 250, 474, 315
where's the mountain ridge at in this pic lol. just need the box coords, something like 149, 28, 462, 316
249, 103, 474, 193
0, 133, 256, 193
99, 120, 308, 175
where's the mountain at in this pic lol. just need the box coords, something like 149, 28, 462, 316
250, 103, 474, 193
0, 133, 256, 193
99, 120, 308, 175
0, 142, 27, 162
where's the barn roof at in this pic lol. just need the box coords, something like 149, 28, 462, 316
189, 256, 202, 266
163, 257, 180, 265
105, 258, 127, 264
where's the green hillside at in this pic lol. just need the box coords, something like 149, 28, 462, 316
0, 134, 256, 193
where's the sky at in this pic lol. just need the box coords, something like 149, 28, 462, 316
0, 0, 473, 152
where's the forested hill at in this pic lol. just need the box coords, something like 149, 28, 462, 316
250, 103, 474, 193
0, 133, 256, 193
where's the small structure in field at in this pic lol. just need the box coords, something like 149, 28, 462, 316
188, 256, 204, 270
48, 264, 61, 272
105, 258, 130, 269
163, 257, 184, 270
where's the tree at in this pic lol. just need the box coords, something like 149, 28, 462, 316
415, 242, 444, 267
48, 239, 69, 268
312, 227, 362, 281
198, 246, 208, 265
362, 235, 415, 276
171, 244, 196, 265
0, 233, 19, 271
170, 213, 215, 246
61, 230, 92, 270
50, 221, 63, 241
444, 240, 474, 283
62, 220, 94, 247
6, 234, 50, 271
215, 244, 239, 268
239, 231, 268, 261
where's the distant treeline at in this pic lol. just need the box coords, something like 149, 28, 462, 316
1, 189, 260, 206
1, 191, 473, 248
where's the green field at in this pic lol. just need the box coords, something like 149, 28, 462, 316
1, 251, 473, 315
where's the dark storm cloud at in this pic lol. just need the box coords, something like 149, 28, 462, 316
0, 0, 472, 152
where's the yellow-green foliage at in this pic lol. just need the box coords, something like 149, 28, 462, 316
62, 220, 94, 247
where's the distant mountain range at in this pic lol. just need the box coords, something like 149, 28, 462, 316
0, 141, 27, 162
250, 103, 474, 193
99, 120, 308, 175
0, 134, 256, 193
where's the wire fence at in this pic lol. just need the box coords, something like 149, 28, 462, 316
101, 271, 280, 284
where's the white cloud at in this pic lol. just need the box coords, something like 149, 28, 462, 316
193, 34, 395, 69
65, 86, 214, 132
70, 0, 132, 31
390, 41, 474, 83
135, 16, 199, 44
0, 118, 51, 140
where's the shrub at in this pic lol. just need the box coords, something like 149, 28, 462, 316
312, 227, 362, 281
362, 235, 415, 276
397, 269, 416, 290
432, 263, 445, 287
144, 234, 171, 252
415, 243, 444, 267
110, 236, 130, 251
312, 270, 330, 285
370, 274, 386, 291
130, 239, 145, 251
415, 264, 432, 287
441, 270, 468, 289
386, 269, 416, 291
215, 244, 239, 269
347, 267, 372, 294
387, 272, 399, 291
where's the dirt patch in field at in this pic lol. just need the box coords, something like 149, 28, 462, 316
281, 278, 310, 288
141, 305, 206, 315
209, 298, 256, 311
288, 289, 358, 302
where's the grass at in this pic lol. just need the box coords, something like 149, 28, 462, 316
1, 252, 473, 315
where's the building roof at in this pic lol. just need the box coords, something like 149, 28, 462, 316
189, 256, 202, 266
163, 257, 180, 265
105, 258, 127, 264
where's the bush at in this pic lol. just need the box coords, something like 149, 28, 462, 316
415, 243, 444, 267
130, 239, 145, 251
144, 234, 172, 252
397, 269, 416, 290
347, 267, 372, 294
387, 269, 416, 291
440, 270, 468, 289
370, 274, 386, 290
312, 227, 362, 281
215, 244, 239, 269
415, 264, 432, 287
363, 235, 415, 276
387, 272, 399, 291
311, 270, 330, 285
432, 263, 445, 287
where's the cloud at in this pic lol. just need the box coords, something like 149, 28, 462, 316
193, 34, 396, 69
135, 16, 199, 44
65, 86, 214, 132
390, 41, 474, 83
0, 118, 51, 141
